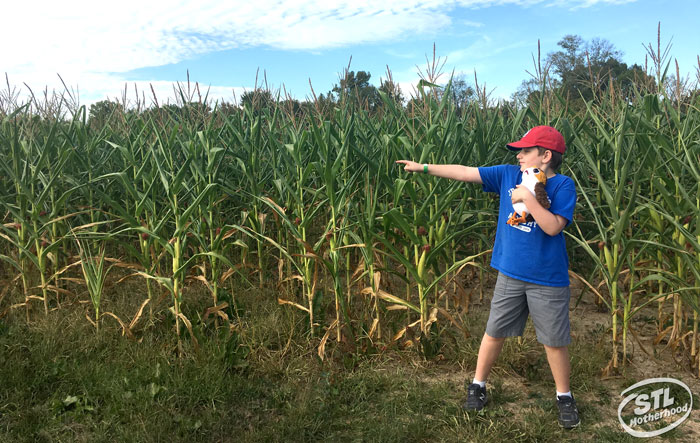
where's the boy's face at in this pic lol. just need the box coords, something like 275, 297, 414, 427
516, 147, 549, 172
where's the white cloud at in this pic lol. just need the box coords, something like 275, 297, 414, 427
2, 0, 637, 106
545, 0, 637, 8
446, 37, 533, 64
461, 20, 485, 27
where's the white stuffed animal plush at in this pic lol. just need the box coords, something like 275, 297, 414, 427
507, 167, 550, 226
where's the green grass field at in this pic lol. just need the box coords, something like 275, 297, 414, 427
2, 272, 698, 442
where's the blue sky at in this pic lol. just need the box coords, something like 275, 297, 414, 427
3, 0, 698, 107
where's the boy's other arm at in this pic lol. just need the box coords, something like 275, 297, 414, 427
395, 160, 482, 184
511, 185, 567, 236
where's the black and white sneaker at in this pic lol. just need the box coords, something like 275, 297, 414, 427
557, 395, 580, 429
463, 383, 488, 411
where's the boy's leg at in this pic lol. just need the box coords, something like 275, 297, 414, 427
465, 273, 528, 411
474, 333, 506, 381
543, 345, 570, 393
524, 282, 572, 384
526, 282, 579, 428
479, 272, 529, 381
464, 333, 504, 411
546, 345, 579, 429
464, 320, 508, 412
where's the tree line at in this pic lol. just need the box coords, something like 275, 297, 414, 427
87, 34, 696, 128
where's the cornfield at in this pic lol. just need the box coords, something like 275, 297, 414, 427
0, 54, 698, 378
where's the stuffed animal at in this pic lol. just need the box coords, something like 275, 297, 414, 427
506, 167, 550, 226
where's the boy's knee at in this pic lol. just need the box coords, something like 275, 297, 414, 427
483, 333, 506, 343
543, 344, 568, 352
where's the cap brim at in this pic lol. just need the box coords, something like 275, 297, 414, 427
506, 140, 535, 151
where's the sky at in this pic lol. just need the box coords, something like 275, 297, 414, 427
2, 0, 698, 108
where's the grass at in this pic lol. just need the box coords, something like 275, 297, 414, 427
0, 277, 698, 442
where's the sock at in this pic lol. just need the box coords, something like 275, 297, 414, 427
472, 379, 486, 388
557, 391, 572, 399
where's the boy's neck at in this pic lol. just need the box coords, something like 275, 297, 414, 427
540, 165, 556, 179
524, 164, 556, 179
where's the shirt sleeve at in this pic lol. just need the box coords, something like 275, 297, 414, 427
478, 165, 508, 194
549, 177, 576, 225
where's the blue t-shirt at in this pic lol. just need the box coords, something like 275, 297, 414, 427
477, 164, 576, 287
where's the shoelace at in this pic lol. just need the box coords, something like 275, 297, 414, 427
558, 398, 576, 411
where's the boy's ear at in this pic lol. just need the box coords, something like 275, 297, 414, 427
541, 149, 552, 164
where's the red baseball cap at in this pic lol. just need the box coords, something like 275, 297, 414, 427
506, 125, 566, 154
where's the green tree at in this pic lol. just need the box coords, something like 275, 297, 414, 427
302, 92, 336, 119
332, 71, 381, 111
511, 78, 540, 108
216, 101, 239, 117
547, 35, 586, 78
378, 77, 404, 105
514, 35, 656, 108
442, 74, 475, 115
547, 35, 654, 104
88, 100, 123, 129
240, 89, 275, 111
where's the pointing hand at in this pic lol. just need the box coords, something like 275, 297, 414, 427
395, 160, 422, 173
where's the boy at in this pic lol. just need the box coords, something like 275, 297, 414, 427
395, 125, 579, 429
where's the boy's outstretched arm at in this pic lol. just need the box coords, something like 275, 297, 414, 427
511, 185, 567, 236
395, 160, 482, 184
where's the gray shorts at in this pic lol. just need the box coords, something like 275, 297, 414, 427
485, 272, 571, 347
